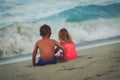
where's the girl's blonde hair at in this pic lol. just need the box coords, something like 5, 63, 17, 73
58, 28, 72, 43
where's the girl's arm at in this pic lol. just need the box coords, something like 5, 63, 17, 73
54, 46, 60, 54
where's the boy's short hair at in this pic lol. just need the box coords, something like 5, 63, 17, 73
40, 24, 51, 37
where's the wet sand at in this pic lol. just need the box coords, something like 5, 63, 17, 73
0, 43, 120, 80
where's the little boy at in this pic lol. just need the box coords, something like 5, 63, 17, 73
32, 24, 65, 66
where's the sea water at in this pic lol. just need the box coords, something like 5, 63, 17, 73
0, 0, 120, 58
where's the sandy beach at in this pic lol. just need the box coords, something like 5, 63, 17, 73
0, 43, 120, 80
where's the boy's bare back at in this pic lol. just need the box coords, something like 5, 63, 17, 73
35, 38, 58, 62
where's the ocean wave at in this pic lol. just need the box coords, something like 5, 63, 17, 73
0, 0, 120, 58
41, 3, 120, 22
1, 0, 120, 28
0, 17, 120, 58
0, 22, 40, 57
61, 3, 120, 22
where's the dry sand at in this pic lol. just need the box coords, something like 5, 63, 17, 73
0, 43, 120, 80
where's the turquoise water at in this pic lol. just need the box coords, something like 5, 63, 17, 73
0, 0, 120, 57
42, 3, 120, 22
60, 3, 120, 22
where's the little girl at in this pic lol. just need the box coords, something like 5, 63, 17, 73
56, 28, 78, 61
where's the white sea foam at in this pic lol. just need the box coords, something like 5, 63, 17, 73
0, 17, 120, 57
55, 17, 120, 43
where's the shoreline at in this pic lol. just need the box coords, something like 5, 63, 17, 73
0, 36, 120, 65
0, 42, 120, 80
76, 36, 120, 51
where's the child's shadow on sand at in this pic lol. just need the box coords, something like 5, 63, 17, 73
27, 65, 33, 68
58, 66, 85, 71
78, 56, 94, 59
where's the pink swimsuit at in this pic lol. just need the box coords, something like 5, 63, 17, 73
64, 42, 77, 60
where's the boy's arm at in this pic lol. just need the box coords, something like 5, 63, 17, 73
59, 41, 67, 61
52, 40, 66, 61
32, 42, 38, 66
54, 46, 60, 54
